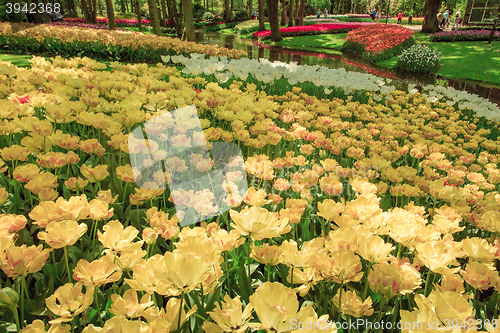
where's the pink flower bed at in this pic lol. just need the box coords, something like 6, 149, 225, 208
63, 17, 175, 26
253, 22, 369, 39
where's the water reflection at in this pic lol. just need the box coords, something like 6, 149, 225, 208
194, 31, 499, 105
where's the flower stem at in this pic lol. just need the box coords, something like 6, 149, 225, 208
247, 235, 252, 292
10, 306, 20, 331
177, 292, 185, 333
64, 246, 72, 283
94, 287, 104, 326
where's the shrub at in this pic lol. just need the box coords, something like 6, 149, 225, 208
202, 12, 216, 22
396, 44, 442, 74
193, 3, 206, 21
234, 9, 248, 21
342, 24, 415, 62
429, 29, 500, 42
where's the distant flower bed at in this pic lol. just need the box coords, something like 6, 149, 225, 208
50, 21, 127, 31
429, 29, 500, 42
342, 24, 414, 62
63, 17, 175, 26
0, 24, 245, 62
253, 23, 368, 40
303, 18, 340, 22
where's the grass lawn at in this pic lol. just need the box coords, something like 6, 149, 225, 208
258, 29, 500, 86
270, 33, 347, 53
377, 32, 500, 85
0, 53, 33, 67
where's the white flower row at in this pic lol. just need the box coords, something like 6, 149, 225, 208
163, 53, 391, 95
162, 54, 499, 122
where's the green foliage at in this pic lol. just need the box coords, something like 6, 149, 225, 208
0, 34, 189, 64
234, 9, 248, 20
396, 44, 442, 74
203, 11, 216, 22
193, 3, 206, 21
0, 2, 27, 23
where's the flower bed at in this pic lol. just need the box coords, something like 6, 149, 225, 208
429, 29, 500, 42
342, 24, 415, 62
0, 52, 500, 333
0, 24, 245, 62
50, 21, 127, 31
253, 22, 368, 40
63, 17, 174, 26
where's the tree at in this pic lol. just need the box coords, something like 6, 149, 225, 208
297, 0, 305, 24
267, 0, 282, 41
134, 0, 143, 32
258, 0, 265, 30
66, 0, 78, 17
148, 0, 162, 35
105, 0, 116, 30
81, 0, 91, 21
288, 0, 294, 26
183, 0, 195, 41
421, 0, 441, 33
225, 0, 231, 21
30, 0, 45, 22
248, 0, 253, 19
161, 0, 168, 26
487, 5, 500, 45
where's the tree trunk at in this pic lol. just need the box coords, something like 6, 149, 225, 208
225, 0, 231, 20
81, 0, 91, 21
231, 0, 233, 16
267, 0, 282, 41
287, 0, 293, 26
67, 0, 78, 16
182, 0, 195, 41
294, 0, 298, 25
148, 0, 162, 35
248, 0, 253, 19
421, 0, 441, 33
280, 0, 286, 26
336, 0, 341, 14
130, 0, 134, 12
105, 0, 116, 29
166, 0, 173, 21
134, 0, 143, 32
120, 0, 126, 12
30, 0, 45, 22
161, 0, 168, 25
91, 0, 97, 23
258, 0, 265, 30
297, 0, 304, 24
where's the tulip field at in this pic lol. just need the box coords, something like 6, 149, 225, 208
1, 23, 500, 333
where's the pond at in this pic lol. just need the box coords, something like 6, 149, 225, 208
195, 31, 500, 106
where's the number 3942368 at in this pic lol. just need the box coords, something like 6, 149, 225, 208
6, 2, 61, 14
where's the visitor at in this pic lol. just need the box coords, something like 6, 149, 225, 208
253, 11, 257, 19
317, 9, 322, 18
397, 11, 403, 24
370, 9, 377, 22
444, 10, 450, 29
324, 8, 328, 18
453, 10, 461, 29
376, 10, 381, 23
437, 11, 445, 29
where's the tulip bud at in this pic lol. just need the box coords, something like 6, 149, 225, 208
0, 288, 19, 307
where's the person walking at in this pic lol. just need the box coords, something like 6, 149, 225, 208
370, 9, 377, 22
444, 10, 450, 29
376, 10, 381, 23
453, 10, 461, 29
317, 9, 322, 18
437, 11, 445, 29
397, 11, 403, 24
324, 8, 328, 18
